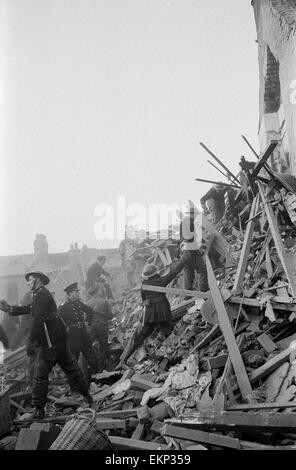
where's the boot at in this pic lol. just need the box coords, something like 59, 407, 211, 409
32, 408, 45, 420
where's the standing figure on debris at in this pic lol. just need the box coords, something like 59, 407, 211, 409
87, 276, 114, 372
58, 282, 97, 383
121, 259, 185, 365
180, 204, 209, 293
200, 183, 228, 225
85, 255, 111, 291
0, 271, 93, 420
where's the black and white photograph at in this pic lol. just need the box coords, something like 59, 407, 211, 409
0, 0, 296, 454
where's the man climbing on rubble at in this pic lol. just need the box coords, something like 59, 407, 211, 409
85, 255, 111, 291
200, 183, 228, 225
118, 258, 185, 367
58, 282, 97, 383
179, 203, 209, 293
0, 271, 93, 420
86, 276, 114, 372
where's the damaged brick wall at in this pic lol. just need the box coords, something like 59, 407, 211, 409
252, 0, 296, 174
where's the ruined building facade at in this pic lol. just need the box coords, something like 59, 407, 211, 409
252, 0, 296, 174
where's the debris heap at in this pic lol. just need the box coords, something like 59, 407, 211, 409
1, 139, 296, 450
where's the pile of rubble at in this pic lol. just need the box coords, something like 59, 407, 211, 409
1, 139, 296, 450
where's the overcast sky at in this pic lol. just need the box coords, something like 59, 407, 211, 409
0, 0, 259, 255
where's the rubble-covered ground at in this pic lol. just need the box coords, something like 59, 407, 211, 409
2, 157, 296, 450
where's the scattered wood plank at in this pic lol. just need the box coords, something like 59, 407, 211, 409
258, 182, 296, 297
130, 375, 159, 391
163, 424, 241, 449
232, 196, 258, 293
227, 402, 296, 411
257, 333, 278, 354
229, 296, 296, 312
96, 408, 139, 419
249, 347, 293, 384
95, 418, 126, 430
205, 255, 253, 401
141, 284, 210, 299
251, 140, 278, 177
131, 423, 145, 440
109, 436, 167, 450
276, 333, 296, 350
189, 324, 220, 354
167, 410, 296, 432
208, 354, 228, 370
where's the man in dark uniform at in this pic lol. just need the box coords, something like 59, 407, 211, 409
85, 255, 111, 291
0, 271, 92, 420
179, 204, 209, 293
58, 282, 97, 382
87, 277, 114, 372
121, 259, 184, 365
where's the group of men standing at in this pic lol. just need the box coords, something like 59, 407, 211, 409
0, 204, 211, 419
0, 255, 114, 420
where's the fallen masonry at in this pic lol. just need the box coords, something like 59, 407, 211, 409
2, 140, 296, 450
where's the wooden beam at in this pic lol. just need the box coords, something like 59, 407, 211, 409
189, 324, 220, 354
141, 284, 210, 299
208, 353, 228, 369
257, 333, 277, 354
229, 296, 296, 312
109, 436, 167, 450
232, 196, 258, 293
249, 347, 293, 384
95, 418, 126, 430
130, 375, 159, 391
131, 423, 145, 440
227, 402, 296, 411
258, 182, 296, 297
163, 424, 241, 449
205, 255, 253, 401
96, 409, 139, 419
167, 410, 296, 433
251, 140, 278, 177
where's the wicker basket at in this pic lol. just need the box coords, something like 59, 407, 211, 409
0, 388, 12, 438
50, 408, 113, 450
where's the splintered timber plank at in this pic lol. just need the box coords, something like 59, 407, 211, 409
189, 323, 221, 354
205, 255, 253, 401
95, 418, 126, 430
232, 195, 258, 293
96, 408, 139, 419
208, 354, 228, 369
249, 347, 293, 384
109, 436, 167, 450
258, 182, 296, 297
141, 284, 210, 299
167, 411, 296, 432
162, 424, 241, 449
257, 333, 277, 354
229, 296, 296, 312
227, 402, 296, 411
131, 423, 145, 440
252, 140, 279, 177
